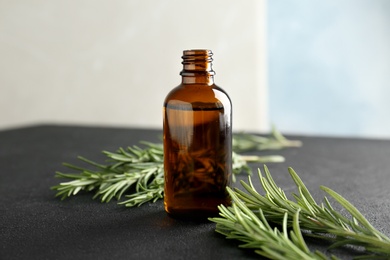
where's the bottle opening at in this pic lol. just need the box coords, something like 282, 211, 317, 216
182, 49, 212, 57
181, 49, 215, 76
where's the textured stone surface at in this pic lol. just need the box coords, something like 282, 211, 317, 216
1, 125, 389, 259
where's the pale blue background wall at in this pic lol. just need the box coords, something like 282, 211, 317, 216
268, 0, 390, 138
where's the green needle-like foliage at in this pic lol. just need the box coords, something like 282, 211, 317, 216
51, 131, 296, 206
209, 165, 390, 259
51, 142, 165, 206
232, 125, 302, 152
211, 190, 332, 260
51, 129, 390, 258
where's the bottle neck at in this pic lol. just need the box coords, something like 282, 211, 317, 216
182, 74, 214, 84
180, 49, 215, 85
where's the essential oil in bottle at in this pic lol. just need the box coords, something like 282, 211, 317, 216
163, 49, 232, 220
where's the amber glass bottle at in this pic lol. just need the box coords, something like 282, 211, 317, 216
163, 49, 232, 220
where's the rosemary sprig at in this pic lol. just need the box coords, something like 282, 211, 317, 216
212, 190, 332, 259
51, 142, 165, 206
51, 132, 297, 206
209, 165, 390, 259
232, 125, 302, 152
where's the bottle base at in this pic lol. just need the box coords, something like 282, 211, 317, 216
165, 207, 221, 221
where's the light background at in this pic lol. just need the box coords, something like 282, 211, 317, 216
0, 0, 267, 132
268, 0, 390, 138
1, 0, 390, 138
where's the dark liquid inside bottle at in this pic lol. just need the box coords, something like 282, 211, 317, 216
163, 101, 232, 219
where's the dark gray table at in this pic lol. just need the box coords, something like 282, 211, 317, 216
1, 125, 389, 259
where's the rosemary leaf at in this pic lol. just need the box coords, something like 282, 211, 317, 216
52, 131, 297, 207
232, 125, 302, 152
210, 166, 390, 259
210, 192, 329, 260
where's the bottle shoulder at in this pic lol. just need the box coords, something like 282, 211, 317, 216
164, 83, 231, 106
